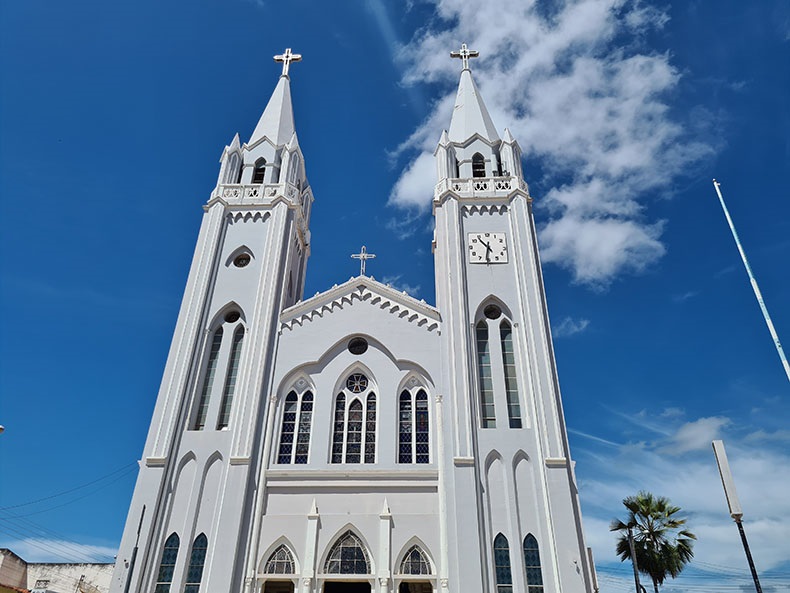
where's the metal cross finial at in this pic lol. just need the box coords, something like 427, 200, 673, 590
351, 246, 376, 276
450, 43, 479, 71
274, 48, 302, 77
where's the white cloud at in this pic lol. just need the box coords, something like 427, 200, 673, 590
661, 416, 731, 454
552, 316, 591, 337
0, 537, 117, 563
382, 274, 421, 297
389, 0, 715, 286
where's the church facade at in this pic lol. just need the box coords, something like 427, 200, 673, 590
110, 47, 596, 593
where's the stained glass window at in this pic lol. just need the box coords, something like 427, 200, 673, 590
265, 545, 295, 574
295, 393, 313, 464
277, 390, 313, 464
476, 322, 496, 428
523, 534, 544, 593
154, 533, 179, 593
331, 376, 377, 464
365, 394, 376, 463
494, 534, 512, 593
184, 533, 207, 593
400, 546, 432, 575
324, 531, 370, 574
500, 321, 522, 429
331, 393, 346, 464
399, 389, 429, 464
217, 326, 244, 429
194, 328, 223, 430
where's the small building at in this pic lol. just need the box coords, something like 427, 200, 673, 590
0, 549, 112, 593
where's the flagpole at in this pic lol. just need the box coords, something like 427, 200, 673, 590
712, 179, 790, 383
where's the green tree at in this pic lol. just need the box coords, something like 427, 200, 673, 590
610, 491, 696, 593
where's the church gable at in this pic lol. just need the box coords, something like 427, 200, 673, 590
279, 276, 441, 333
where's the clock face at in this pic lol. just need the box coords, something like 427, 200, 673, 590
468, 232, 508, 263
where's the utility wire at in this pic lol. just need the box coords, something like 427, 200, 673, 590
0, 462, 137, 511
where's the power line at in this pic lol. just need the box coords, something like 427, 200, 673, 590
0, 462, 137, 512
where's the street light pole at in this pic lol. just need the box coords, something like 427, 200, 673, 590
712, 440, 763, 593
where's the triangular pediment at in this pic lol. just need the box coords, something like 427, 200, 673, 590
280, 276, 440, 333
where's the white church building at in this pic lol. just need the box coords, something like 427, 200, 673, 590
110, 47, 597, 593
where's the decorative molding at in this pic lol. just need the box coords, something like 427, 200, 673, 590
280, 277, 441, 334
545, 457, 568, 468
441, 578, 449, 588
453, 457, 475, 467
145, 456, 166, 467
230, 456, 251, 465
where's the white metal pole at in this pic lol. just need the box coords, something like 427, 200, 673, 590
712, 179, 790, 383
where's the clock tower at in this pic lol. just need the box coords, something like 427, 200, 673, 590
433, 47, 594, 592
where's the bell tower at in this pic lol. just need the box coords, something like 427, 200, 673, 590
433, 45, 595, 593
110, 50, 314, 593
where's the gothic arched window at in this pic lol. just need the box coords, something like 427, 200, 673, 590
265, 545, 296, 574
398, 389, 429, 464
154, 533, 179, 593
252, 158, 266, 184
288, 154, 300, 184
325, 531, 370, 574
193, 327, 223, 430
500, 321, 522, 428
472, 152, 486, 178
277, 390, 313, 464
226, 153, 240, 184
399, 545, 432, 575
476, 321, 496, 428
217, 326, 244, 429
493, 533, 513, 593
331, 374, 377, 464
184, 533, 207, 593
523, 534, 544, 593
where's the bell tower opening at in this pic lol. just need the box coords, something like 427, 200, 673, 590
398, 582, 432, 593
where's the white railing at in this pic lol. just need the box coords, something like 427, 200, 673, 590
217, 182, 301, 203
434, 176, 528, 198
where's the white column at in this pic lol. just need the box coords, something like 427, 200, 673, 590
302, 500, 320, 593
378, 500, 392, 593
435, 395, 450, 591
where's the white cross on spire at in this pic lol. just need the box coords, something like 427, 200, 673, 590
351, 246, 376, 276
450, 43, 479, 71
274, 48, 302, 77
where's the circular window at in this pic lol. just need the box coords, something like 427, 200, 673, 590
348, 337, 368, 355
224, 311, 241, 323
233, 253, 251, 268
346, 373, 368, 393
483, 304, 502, 319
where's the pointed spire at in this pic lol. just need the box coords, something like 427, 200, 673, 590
502, 128, 515, 143
447, 68, 500, 144
249, 75, 296, 147
438, 129, 450, 146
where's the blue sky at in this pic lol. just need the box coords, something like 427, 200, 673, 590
1, 0, 788, 591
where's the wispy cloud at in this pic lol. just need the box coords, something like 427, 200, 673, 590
0, 537, 117, 563
389, 0, 715, 286
552, 316, 591, 337
672, 290, 699, 303
382, 274, 421, 297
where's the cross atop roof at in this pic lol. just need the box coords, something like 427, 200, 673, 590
351, 246, 376, 276
274, 48, 302, 77
450, 43, 479, 71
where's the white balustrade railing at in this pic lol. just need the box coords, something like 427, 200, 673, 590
434, 176, 528, 198
218, 182, 302, 204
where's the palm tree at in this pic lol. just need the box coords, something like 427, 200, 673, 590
610, 491, 696, 593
